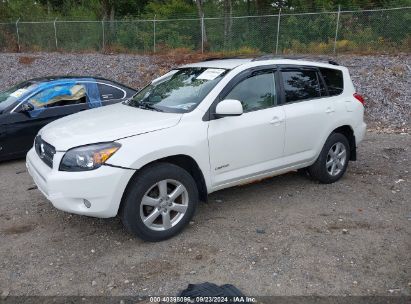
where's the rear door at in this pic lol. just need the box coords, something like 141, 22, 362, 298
279, 66, 334, 161
4, 82, 89, 156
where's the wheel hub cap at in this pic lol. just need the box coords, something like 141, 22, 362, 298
326, 142, 347, 177
140, 179, 189, 231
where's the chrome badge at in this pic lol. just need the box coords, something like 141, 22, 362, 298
40, 143, 45, 158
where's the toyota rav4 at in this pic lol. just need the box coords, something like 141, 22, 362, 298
26, 58, 366, 241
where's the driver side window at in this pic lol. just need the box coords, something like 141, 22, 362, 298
225, 71, 276, 112
27, 83, 87, 109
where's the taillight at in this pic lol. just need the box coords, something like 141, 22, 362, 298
353, 93, 365, 106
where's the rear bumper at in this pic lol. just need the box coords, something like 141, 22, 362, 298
26, 148, 134, 218
354, 122, 367, 145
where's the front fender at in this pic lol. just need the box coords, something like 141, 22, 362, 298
106, 123, 212, 191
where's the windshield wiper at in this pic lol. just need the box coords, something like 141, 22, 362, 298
133, 101, 163, 112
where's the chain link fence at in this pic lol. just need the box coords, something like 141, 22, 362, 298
0, 6, 409, 54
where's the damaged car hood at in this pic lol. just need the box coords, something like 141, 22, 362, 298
39, 103, 183, 151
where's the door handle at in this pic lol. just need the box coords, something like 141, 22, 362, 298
325, 107, 335, 114
269, 116, 284, 125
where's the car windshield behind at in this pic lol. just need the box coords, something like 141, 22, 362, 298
0, 81, 39, 113
127, 67, 228, 113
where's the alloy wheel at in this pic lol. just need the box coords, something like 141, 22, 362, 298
326, 142, 347, 176
139, 179, 189, 231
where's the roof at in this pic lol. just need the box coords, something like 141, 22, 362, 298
27, 76, 111, 83
18, 76, 137, 92
181, 57, 343, 70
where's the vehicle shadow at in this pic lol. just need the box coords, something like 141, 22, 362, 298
56, 170, 314, 242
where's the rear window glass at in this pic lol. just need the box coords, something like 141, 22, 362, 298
319, 68, 344, 96
281, 70, 321, 103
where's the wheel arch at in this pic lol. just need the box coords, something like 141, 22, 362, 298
331, 125, 356, 161
119, 154, 208, 215
156, 154, 208, 203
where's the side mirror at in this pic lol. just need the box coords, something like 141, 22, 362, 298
19, 103, 34, 113
214, 99, 243, 117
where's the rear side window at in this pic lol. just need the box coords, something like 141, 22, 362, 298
28, 84, 86, 108
319, 68, 344, 96
97, 83, 125, 100
281, 69, 321, 103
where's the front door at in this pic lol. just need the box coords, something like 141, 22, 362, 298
208, 69, 286, 188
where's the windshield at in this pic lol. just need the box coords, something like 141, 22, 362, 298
127, 67, 228, 113
0, 81, 39, 113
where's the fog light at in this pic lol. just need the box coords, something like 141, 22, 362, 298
83, 199, 91, 208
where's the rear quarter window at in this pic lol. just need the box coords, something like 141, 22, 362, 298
319, 68, 344, 96
97, 83, 125, 100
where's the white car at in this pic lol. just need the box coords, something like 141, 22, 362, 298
26, 58, 366, 241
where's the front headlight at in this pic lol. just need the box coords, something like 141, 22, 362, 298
59, 142, 121, 172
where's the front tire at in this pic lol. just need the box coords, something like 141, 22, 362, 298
308, 133, 350, 184
120, 163, 198, 242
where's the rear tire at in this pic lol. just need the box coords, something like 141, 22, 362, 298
308, 133, 350, 184
120, 163, 198, 242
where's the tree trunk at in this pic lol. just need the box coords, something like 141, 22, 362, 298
195, 0, 208, 50
101, 0, 109, 20
255, 0, 271, 52
101, 0, 115, 48
109, 3, 115, 32
110, 4, 115, 21
47, 0, 51, 15
223, 0, 232, 50
246, 0, 251, 39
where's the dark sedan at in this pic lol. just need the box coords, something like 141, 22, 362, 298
0, 76, 136, 161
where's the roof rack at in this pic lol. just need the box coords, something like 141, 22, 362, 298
201, 56, 251, 62
251, 54, 339, 65
200, 54, 339, 66
251, 54, 313, 61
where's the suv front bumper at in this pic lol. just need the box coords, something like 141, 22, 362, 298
26, 148, 134, 218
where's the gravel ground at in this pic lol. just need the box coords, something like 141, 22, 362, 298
0, 52, 409, 133
0, 132, 410, 297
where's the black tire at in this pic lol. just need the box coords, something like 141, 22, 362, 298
297, 167, 310, 177
120, 162, 198, 242
308, 132, 350, 184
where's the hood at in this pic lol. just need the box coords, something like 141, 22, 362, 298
40, 103, 182, 151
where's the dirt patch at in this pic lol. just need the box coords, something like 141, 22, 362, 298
326, 220, 372, 230
382, 147, 406, 157
18, 56, 37, 65
2, 224, 35, 235
136, 260, 177, 278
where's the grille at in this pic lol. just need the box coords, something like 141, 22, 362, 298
34, 136, 56, 168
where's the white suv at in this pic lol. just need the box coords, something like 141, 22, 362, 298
26, 58, 366, 241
